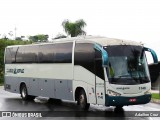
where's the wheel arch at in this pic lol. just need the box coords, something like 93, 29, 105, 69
75, 87, 88, 102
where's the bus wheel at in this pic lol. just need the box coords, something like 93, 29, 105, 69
20, 84, 35, 100
116, 106, 123, 109
115, 106, 123, 111
78, 89, 90, 110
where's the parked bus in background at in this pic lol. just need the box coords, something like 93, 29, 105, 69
4, 36, 158, 110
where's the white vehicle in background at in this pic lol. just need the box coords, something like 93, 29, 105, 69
4, 36, 158, 110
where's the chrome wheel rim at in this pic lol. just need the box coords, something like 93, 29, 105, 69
22, 87, 26, 98
80, 94, 85, 107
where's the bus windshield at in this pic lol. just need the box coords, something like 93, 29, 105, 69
104, 45, 150, 85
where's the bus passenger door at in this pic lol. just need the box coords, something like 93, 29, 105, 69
95, 50, 106, 105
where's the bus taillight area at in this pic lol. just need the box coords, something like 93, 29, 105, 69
105, 94, 151, 106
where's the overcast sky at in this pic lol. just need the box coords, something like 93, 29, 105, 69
0, 0, 160, 63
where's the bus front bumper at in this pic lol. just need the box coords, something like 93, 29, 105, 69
105, 94, 151, 106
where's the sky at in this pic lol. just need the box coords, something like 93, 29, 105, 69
0, 0, 160, 63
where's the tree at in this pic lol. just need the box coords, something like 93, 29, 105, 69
29, 36, 38, 42
36, 34, 48, 41
15, 37, 22, 41
62, 19, 86, 37
29, 34, 49, 42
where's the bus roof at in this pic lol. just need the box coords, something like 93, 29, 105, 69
6, 36, 143, 48
78, 36, 143, 46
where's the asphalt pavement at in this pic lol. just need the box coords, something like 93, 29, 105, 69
0, 86, 160, 120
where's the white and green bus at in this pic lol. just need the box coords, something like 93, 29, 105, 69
4, 36, 158, 110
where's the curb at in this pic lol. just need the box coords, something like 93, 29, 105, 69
151, 99, 160, 104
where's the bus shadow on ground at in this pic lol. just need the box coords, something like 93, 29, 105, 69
3, 97, 125, 117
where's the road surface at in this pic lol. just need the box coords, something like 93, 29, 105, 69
0, 86, 160, 120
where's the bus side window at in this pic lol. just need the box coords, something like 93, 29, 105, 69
74, 43, 95, 74
54, 43, 73, 63
95, 50, 105, 80
5, 48, 12, 64
5, 47, 18, 64
39, 42, 73, 63
16, 46, 38, 63
39, 44, 55, 63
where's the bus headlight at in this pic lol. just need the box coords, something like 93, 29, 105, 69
107, 90, 121, 96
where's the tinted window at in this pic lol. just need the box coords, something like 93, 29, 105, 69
54, 43, 72, 63
104, 45, 143, 57
75, 43, 104, 80
8, 42, 73, 64
74, 43, 95, 74
95, 50, 104, 80
39, 44, 55, 63
5, 48, 12, 64
16, 46, 38, 63
39, 42, 73, 63
5, 47, 18, 64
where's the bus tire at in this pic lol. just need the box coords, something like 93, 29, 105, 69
78, 89, 90, 110
116, 105, 123, 109
20, 84, 35, 100
115, 105, 123, 112
48, 98, 62, 104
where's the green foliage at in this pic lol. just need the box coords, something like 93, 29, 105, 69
0, 39, 32, 84
15, 37, 22, 41
62, 19, 86, 37
152, 93, 160, 99
29, 34, 49, 42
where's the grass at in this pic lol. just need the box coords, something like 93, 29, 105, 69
0, 83, 3, 86
0, 81, 3, 86
152, 93, 160, 100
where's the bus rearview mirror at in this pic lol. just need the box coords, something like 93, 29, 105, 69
143, 47, 158, 64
